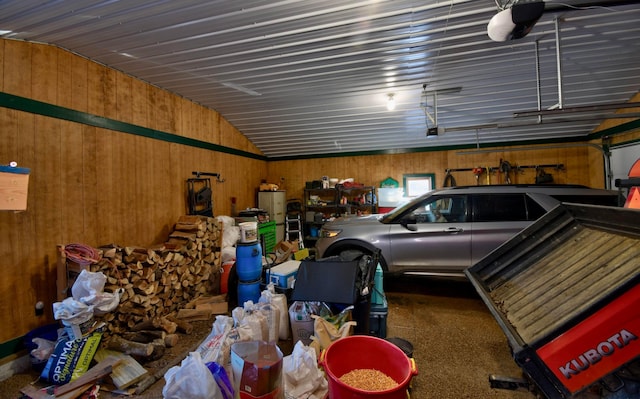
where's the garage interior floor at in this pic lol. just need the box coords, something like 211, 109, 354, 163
1, 276, 536, 399
382, 276, 535, 399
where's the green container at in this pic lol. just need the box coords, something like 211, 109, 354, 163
258, 221, 277, 254
371, 263, 385, 305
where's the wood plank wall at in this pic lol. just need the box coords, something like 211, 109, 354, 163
267, 144, 603, 205
1, 38, 638, 350
0, 39, 266, 344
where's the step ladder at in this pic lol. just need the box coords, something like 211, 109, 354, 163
285, 214, 304, 248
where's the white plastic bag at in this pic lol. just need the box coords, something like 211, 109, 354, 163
53, 297, 93, 325
163, 352, 221, 399
196, 316, 233, 365
259, 284, 289, 340
283, 341, 328, 399
233, 301, 268, 341
255, 299, 280, 343
71, 269, 106, 302
64, 269, 122, 316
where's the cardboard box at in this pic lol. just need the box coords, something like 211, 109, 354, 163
0, 165, 30, 211
268, 260, 300, 289
273, 240, 298, 264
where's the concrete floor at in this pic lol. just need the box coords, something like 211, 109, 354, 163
382, 276, 536, 399
1, 276, 537, 398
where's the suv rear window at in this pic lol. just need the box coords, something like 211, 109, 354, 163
472, 194, 546, 222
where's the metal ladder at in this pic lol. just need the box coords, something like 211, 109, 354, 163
285, 214, 304, 248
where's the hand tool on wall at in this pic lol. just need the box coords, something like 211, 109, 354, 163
499, 159, 513, 184
472, 167, 484, 185
187, 171, 225, 217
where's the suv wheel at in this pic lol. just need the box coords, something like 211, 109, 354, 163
336, 247, 370, 262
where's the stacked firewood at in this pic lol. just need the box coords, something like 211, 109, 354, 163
88, 215, 223, 336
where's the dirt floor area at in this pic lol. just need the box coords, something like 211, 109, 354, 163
1, 277, 535, 399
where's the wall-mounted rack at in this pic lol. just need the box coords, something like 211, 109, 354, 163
443, 163, 565, 186
445, 163, 564, 174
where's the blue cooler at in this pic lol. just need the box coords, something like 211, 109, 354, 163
268, 260, 300, 289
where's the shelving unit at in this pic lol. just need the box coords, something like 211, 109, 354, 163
303, 186, 377, 247
303, 188, 337, 247
338, 186, 378, 216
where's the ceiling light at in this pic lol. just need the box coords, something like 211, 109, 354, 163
386, 94, 396, 111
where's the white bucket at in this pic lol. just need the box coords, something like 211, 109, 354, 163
239, 221, 258, 243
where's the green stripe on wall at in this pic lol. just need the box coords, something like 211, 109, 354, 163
1, 91, 638, 162
0, 92, 266, 161
590, 118, 640, 141
0, 337, 25, 360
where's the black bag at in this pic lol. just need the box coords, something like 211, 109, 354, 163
535, 167, 553, 184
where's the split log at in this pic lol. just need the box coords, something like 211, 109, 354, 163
169, 231, 197, 241
164, 334, 179, 347
166, 315, 193, 334
159, 317, 178, 334
189, 294, 227, 308
107, 335, 154, 357
176, 308, 212, 322
149, 338, 166, 361
122, 330, 166, 343
196, 302, 228, 315
130, 317, 176, 334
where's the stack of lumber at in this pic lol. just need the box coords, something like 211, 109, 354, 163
86, 215, 223, 335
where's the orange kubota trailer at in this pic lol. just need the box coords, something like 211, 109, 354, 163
466, 201, 640, 397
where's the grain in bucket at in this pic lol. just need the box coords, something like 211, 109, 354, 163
321, 335, 417, 399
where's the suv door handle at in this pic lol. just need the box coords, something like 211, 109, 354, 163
444, 227, 463, 233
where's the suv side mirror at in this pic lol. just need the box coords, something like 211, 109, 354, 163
400, 217, 419, 231
405, 223, 418, 231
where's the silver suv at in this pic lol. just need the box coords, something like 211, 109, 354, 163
315, 185, 621, 278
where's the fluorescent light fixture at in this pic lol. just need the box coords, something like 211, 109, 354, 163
221, 82, 262, 96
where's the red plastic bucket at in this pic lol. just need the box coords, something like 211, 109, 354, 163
321, 335, 417, 399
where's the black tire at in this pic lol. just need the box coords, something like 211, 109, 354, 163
338, 247, 369, 262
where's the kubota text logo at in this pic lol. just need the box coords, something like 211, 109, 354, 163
559, 329, 637, 379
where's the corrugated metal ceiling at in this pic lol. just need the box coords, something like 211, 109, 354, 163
1, 0, 639, 159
